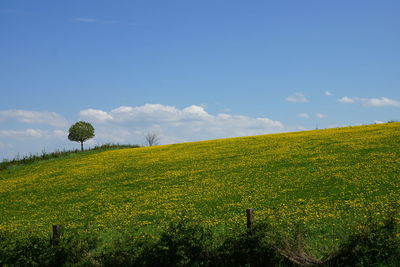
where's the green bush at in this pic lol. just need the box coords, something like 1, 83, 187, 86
0, 233, 54, 266
213, 222, 283, 266
55, 230, 99, 266
1, 217, 399, 266
97, 232, 155, 267
327, 215, 400, 266
0, 230, 100, 266
143, 220, 214, 266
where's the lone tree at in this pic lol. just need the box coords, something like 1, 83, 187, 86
68, 121, 95, 151
145, 132, 160, 146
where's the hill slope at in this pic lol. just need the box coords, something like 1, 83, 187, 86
0, 123, 399, 250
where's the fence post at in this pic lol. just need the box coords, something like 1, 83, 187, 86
246, 208, 254, 228
52, 225, 61, 246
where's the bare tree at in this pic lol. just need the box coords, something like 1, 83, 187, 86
145, 132, 160, 146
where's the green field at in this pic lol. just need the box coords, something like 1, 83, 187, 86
1, 123, 399, 254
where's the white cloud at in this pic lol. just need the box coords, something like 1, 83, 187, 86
0, 129, 47, 138
297, 113, 309, 118
339, 96, 400, 107
53, 130, 66, 137
107, 104, 225, 125
286, 92, 308, 103
363, 97, 400, 107
0, 129, 68, 140
339, 96, 355, 103
316, 113, 327, 119
80, 104, 284, 145
325, 90, 333, 96
0, 110, 68, 127
79, 109, 113, 123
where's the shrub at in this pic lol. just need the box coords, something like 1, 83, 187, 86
1, 218, 398, 266
97, 232, 155, 267
98, 220, 214, 267
279, 223, 322, 266
213, 222, 283, 266
327, 215, 400, 266
0, 230, 100, 266
144, 220, 214, 266
54, 230, 99, 266
0, 233, 55, 266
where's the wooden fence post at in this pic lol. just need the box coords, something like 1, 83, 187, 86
52, 225, 61, 246
246, 208, 254, 228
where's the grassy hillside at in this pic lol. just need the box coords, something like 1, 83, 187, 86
0, 123, 399, 253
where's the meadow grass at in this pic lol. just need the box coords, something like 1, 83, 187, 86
0, 123, 399, 256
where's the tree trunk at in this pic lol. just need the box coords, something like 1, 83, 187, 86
80, 141, 84, 152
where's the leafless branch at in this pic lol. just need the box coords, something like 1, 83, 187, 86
144, 132, 160, 146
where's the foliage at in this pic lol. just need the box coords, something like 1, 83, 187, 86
99, 220, 214, 266
146, 220, 214, 266
0, 233, 55, 266
68, 121, 95, 151
213, 222, 282, 266
0, 218, 398, 266
279, 222, 322, 265
97, 232, 155, 267
327, 215, 400, 266
0, 230, 99, 266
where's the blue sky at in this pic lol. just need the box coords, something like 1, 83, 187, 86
1, 0, 400, 159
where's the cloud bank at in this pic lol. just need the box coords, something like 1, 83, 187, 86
79, 104, 285, 145
0, 110, 68, 127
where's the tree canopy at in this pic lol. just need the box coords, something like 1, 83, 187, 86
68, 121, 95, 151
